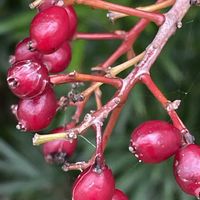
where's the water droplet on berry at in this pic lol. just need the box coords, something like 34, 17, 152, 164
128, 146, 135, 153
16, 122, 26, 131
10, 104, 18, 116
134, 154, 139, 158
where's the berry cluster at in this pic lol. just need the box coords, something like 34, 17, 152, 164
7, 0, 199, 199
6, 1, 130, 198
7, 3, 77, 132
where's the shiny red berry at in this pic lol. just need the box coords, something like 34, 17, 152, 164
10, 37, 41, 64
41, 42, 71, 73
30, 6, 70, 54
43, 127, 77, 164
129, 120, 182, 163
7, 60, 49, 99
72, 165, 115, 200
64, 6, 77, 39
174, 144, 200, 198
112, 189, 129, 200
16, 86, 57, 131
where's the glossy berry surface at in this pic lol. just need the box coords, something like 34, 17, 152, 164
43, 127, 77, 164
41, 42, 71, 73
174, 144, 200, 198
72, 165, 115, 200
16, 86, 57, 131
10, 37, 41, 64
7, 60, 49, 99
129, 120, 182, 163
112, 189, 129, 200
64, 6, 77, 39
30, 6, 70, 54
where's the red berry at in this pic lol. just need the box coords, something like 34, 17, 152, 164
41, 42, 71, 73
43, 127, 77, 164
10, 37, 41, 64
30, 6, 70, 54
64, 6, 77, 39
7, 60, 49, 99
16, 86, 57, 131
129, 120, 182, 163
72, 165, 115, 200
173, 144, 200, 198
112, 189, 128, 200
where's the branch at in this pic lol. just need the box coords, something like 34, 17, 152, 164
65, 0, 165, 26
108, 0, 175, 20
33, 0, 192, 148
140, 74, 194, 144
50, 72, 122, 89
135, 0, 191, 75
74, 32, 126, 40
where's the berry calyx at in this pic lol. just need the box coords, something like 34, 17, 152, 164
30, 6, 70, 54
112, 189, 129, 200
16, 86, 57, 131
41, 42, 72, 73
7, 60, 49, 99
37, 0, 63, 11
64, 6, 78, 39
129, 120, 182, 163
10, 37, 41, 64
173, 144, 200, 198
72, 164, 115, 200
43, 127, 77, 164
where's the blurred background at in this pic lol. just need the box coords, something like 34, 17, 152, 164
0, 0, 200, 199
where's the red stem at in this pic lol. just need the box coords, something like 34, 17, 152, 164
101, 19, 149, 69
94, 124, 104, 167
50, 72, 122, 88
73, 0, 165, 26
140, 74, 187, 131
75, 32, 125, 40
102, 105, 124, 151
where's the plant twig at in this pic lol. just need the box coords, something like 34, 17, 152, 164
64, 0, 165, 25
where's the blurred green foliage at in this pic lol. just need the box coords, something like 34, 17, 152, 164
0, 1, 200, 200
